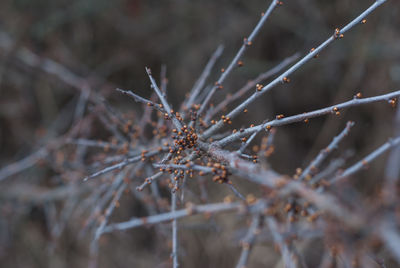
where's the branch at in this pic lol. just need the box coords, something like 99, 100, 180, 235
83, 148, 167, 181
197, 0, 278, 118
183, 45, 224, 114
332, 136, 400, 184
103, 201, 251, 233
216, 89, 400, 147
236, 214, 262, 268
136, 171, 163, 192
0, 147, 48, 182
380, 223, 400, 265
145, 67, 183, 129
116, 88, 165, 113
266, 217, 297, 268
205, 53, 300, 122
171, 180, 179, 268
383, 105, 400, 203
202, 0, 388, 139
298, 121, 354, 181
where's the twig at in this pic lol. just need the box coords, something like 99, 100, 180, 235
298, 121, 354, 181
153, 163, 213, 174
216, 89, 400, 147
205, 53, 300, 122
116, 88, 165, 113
238, 129, 262, 154
383, 105, 400, 203
183, 45, 224, 114
228, 183, 246, 201
96, 110, 128, 143
266, 217, 297, 268
171, 180, 179, 268
236, 214, 262, 268
202, 0, 388, 139
66, 138, 124, 150
103, 201, 252, 233
83, 148, 167, 181
197, 0, 278, 118
145, 67, 182, 129
0, 147, 48, 182
160, 64, 168, 94
308, 157, 347, 185
92, 174, 126, 248
332, 136, 400, 184
380, 223, 400, 264
136, 171, 163, 192
89, 173, 127, 268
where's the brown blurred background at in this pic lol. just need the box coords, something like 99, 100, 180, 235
0, 0, 399, 267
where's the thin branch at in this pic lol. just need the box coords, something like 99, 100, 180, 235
298, 121, 354, 181
216, 89, 400, 147
202, 0, 388, 139
0, 147, 48, 182
205, 53, 300, 122
103, 201, 247, 233
183, 45, 224, 113
83, 148, 167, 181
136, 171, 163, 192
116, 88, 165, 113
145, 67, 182, 129
171, 180, 179, 268
383, 105, 400, 203
197, 0, 278, 118
89, 173, 126, 268
160, 64, 168, 94
228, 183, 246, 201
380, 223, 400, 264
266, 217, 297, 268
308, 157, 347, 185
236, 214, 262, 268
238, 129, 262, 154
332, 136, 400, 183
66, 138, 124, 150
153, 163, 214, 174
92, 175, 126, 248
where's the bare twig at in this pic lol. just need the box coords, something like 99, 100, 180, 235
216, 89, 400, 147
236, 214, 262, 268
298, 121, 354, 181
136, 171, 164, 192
183, 45, 224, 114
332, 136, 400, 183
117, 88, 165, 113
197, 0, 278, 117
205, 53, 300, 122
83, 148, 167, 181
145, 67, 183, 129
171, 180, 179, 268
103, 201, 248, 233
202, 0, 388, 139
266, 217, 297, 268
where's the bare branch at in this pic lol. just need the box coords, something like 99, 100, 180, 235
103, 201, 248, 233
205, 53, 300, 122
202, 0, 388, 139
184, 45, 224, 113
216, 90, 400, 147
117, 88, 165, 113
197, 0, 279, 118
298, 121, 354, 181
145, 67, 183, 129
83, 148, 167, 181
236, 214, 262, 268
332, 136, 400, 184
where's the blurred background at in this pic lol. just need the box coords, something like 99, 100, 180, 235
0, 0, 399, 267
